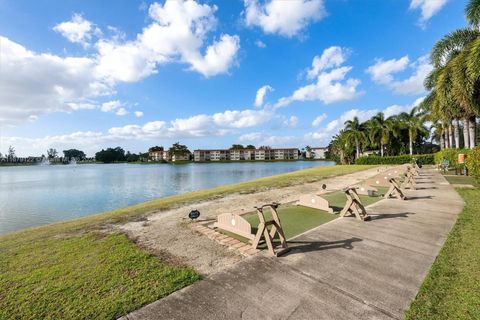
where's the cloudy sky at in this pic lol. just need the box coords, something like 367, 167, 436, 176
0, 0, 466, 156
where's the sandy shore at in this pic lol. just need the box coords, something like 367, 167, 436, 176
120, 166, 390, 275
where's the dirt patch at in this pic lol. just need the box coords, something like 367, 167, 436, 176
119, 166, 392, 275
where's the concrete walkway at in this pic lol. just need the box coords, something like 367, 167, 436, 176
121, 169, 464, 320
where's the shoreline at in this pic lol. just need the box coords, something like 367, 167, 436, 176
0, 158, 336, 167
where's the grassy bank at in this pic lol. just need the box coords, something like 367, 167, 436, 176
0, 165, 375, 319
405, 188, 480, 319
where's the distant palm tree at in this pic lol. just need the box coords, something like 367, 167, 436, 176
344, 117, 366, 159
367, 112, 399, 157
331, 130, 349, 164
398, 108, 430, 155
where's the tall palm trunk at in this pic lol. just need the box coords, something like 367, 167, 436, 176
409, 133, 413, 155
355, 139, 360, 159
453, 119, 460, 149
440, 131, 445, 150
444, 128, 449, 148
448, 122, 454, 148
464, 118, 470, 149
469, 116, 476, 149
380, 142, 384, 157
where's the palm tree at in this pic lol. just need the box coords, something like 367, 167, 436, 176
398, 108, 430, 155
331, 130, 350, 164
367, 112, 397, 157
344, 117, 366, 159
428, 0, 480, 149
430, 121, 445, 148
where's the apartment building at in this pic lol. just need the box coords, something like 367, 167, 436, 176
194, 148, 299, 162
148, 147, 170, 161
306, 147, 328, 159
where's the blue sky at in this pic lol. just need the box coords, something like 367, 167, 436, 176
0, 0, 468, 156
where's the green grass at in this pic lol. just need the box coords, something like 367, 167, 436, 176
220, 205, 337, 248
0, 164, 375, 319
404, 188, 480, 320
443, 175, 479, 188
220, 187, 388, 245
322, 187, 388, 212
0, 232, 200, 319
244, 205, 337, 240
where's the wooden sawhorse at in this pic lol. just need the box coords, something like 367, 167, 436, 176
340, 187, 370, 221
252, 203, 289, 256
402, 171, 417, 190
385, 178, 406, 200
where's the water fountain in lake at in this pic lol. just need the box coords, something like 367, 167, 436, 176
69, 158, 77, 166
39, 157, 50, 166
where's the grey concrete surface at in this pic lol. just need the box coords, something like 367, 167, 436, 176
120, 169, 464, 320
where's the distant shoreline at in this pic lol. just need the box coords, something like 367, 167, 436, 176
0, 159, 335, 167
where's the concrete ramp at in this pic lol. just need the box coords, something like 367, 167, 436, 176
121, 169, 463, 320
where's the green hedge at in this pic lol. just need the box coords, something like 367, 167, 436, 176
466, 147, 480, 181
355, 154, 434, 165
434, 148, 470, 166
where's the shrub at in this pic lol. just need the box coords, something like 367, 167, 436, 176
355, 154, 434, 165
466, 147, 480, 181
434, 148, 470, 166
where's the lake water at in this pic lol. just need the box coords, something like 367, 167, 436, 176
0, 161, 334, 234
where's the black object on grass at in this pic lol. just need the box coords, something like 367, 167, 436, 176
188, 209, 200, 220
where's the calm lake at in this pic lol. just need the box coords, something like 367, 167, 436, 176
0, 161, 334, 234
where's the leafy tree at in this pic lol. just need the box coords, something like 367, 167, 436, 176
126, 151, 140, 162
229, 144, 244, 149
426, 0, 480, 149
148, 146, 164, 152
47, 148, 58, 159
398, 108, 430, 155
329, 130, 355, 164
95, 147, 126, 163
344, 117, 366, 159
7, 146, 15, 162
63, 149, 86, 160
245, 144, 256, 149
168, 142, 190, 156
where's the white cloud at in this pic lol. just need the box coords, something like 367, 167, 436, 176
0, 36, 112, 125
312, 113, 327, 127
277, 67, 361, 107
276, 47, 361, 108
96, 1, 240, 81
410, 0, 448, 25
100, 100, 122, 112
134, 111, 144, 118
254, 85, 273, 107
239, 132, 299, 146
304, 98, 425, 146
187, 34, 240, 77
255, 40, 266, 48
366, 56, 410, 84
390, 56, 432, 95
1, 1, 241, 125
307, 46, 347, 79
53, 13, 99, 47
115, 108, 128, 116
244, 0, 326, 37
383, 96, 425, 117
366, 55, 432, 95
212, 109, 272, 128
283, 116, 298, 128
99, 100, 128, 116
